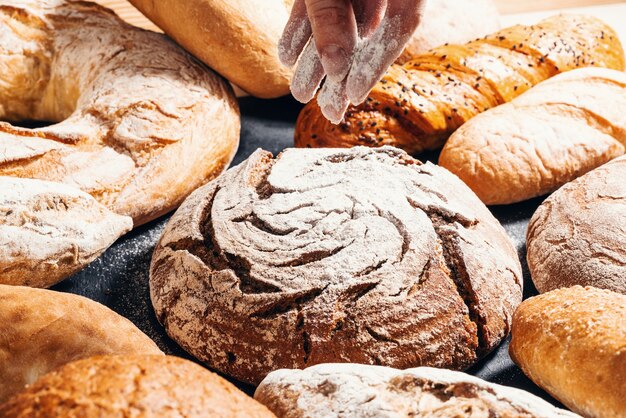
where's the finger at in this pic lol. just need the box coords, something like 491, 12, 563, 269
306, 0, 358, 82
317, 78, 350, 124
291, 39, 325, 103
346, 0, 424, 104
279, 0, 312, 67
353, 0, 387, 38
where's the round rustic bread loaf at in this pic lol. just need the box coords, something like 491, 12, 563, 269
0, 355, 275, 418
0, 177, 132, 288
510, 286, 626, 418
0, 0, 239, 226
150, 146, 522, 385
527, 155, 626, 294
0, 285, 162, 402
255, 364, 578, 417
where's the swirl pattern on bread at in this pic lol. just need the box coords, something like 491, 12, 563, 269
150, 146, 522, 384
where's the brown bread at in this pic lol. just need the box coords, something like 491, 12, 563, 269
295, 15, 624, 154
440, 68, 626, 205
527, 155, 626, 294
0, 355, 275, 418
150, 146, 522, 385
510, 286, 626, 418
0, 285, 162, 402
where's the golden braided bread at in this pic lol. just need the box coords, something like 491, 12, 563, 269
295, 15, 625, 154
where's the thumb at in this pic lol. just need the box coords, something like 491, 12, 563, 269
305, 0, 357, 82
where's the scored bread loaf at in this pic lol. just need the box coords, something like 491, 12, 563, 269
526, 155, 626, 294
128, 0, 293, 98
295, 15, 625, 154
0, 177, 132, 288
439, 67, 626, 205
255, 364, 578, 417
0, 285, 162, 402
150, 146, 522, 385
510, 286, 626, 418
0, 0, 240, 226
0, 355, 275, 418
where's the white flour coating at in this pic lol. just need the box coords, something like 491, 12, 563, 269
280, 18, 311, 66
255, 364, 580, 418
0, 0, 239, 225
317, 77, 349, 124
291, 39, 324, 103
315, 16, 404, 122
151, 146, 523, 385
348, 16, 402, 103
0, 177, 132, 288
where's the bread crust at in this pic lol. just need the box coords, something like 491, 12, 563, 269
0, 177, 132, 288
0, 285, 162, 402
526, 155, 626, 294
510, 286, 626, 418
255, 364, 579, 417
129, 0, 293, 99
150, 146, 522, 385
440, 68, 626, 205
0, 0, 240, 226
0, 355, 275, 418
295, 15, 625, 154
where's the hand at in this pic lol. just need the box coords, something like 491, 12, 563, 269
279, 0, 425, 123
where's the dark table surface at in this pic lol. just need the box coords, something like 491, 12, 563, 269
52, 95, 558, 405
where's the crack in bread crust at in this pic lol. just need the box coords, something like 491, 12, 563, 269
0, 0, 240, 225
150, 146, 522, 385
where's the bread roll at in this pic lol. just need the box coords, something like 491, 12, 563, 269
510, 286, 626, 418
439, 67, 626, 205
255, 364, 579, 417
397, 0, 500, 64
0, 0, 240, 226
0, 285, 162, 402
527, 155, 626, 294
295, 15, 625, 154
0, 177, 132, 288
128, 0, 293, 98
150, 146, 522, 385
0, 355, 275, 418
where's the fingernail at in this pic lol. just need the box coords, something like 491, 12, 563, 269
321, 45, 350, 82
347, 74, 369, 105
